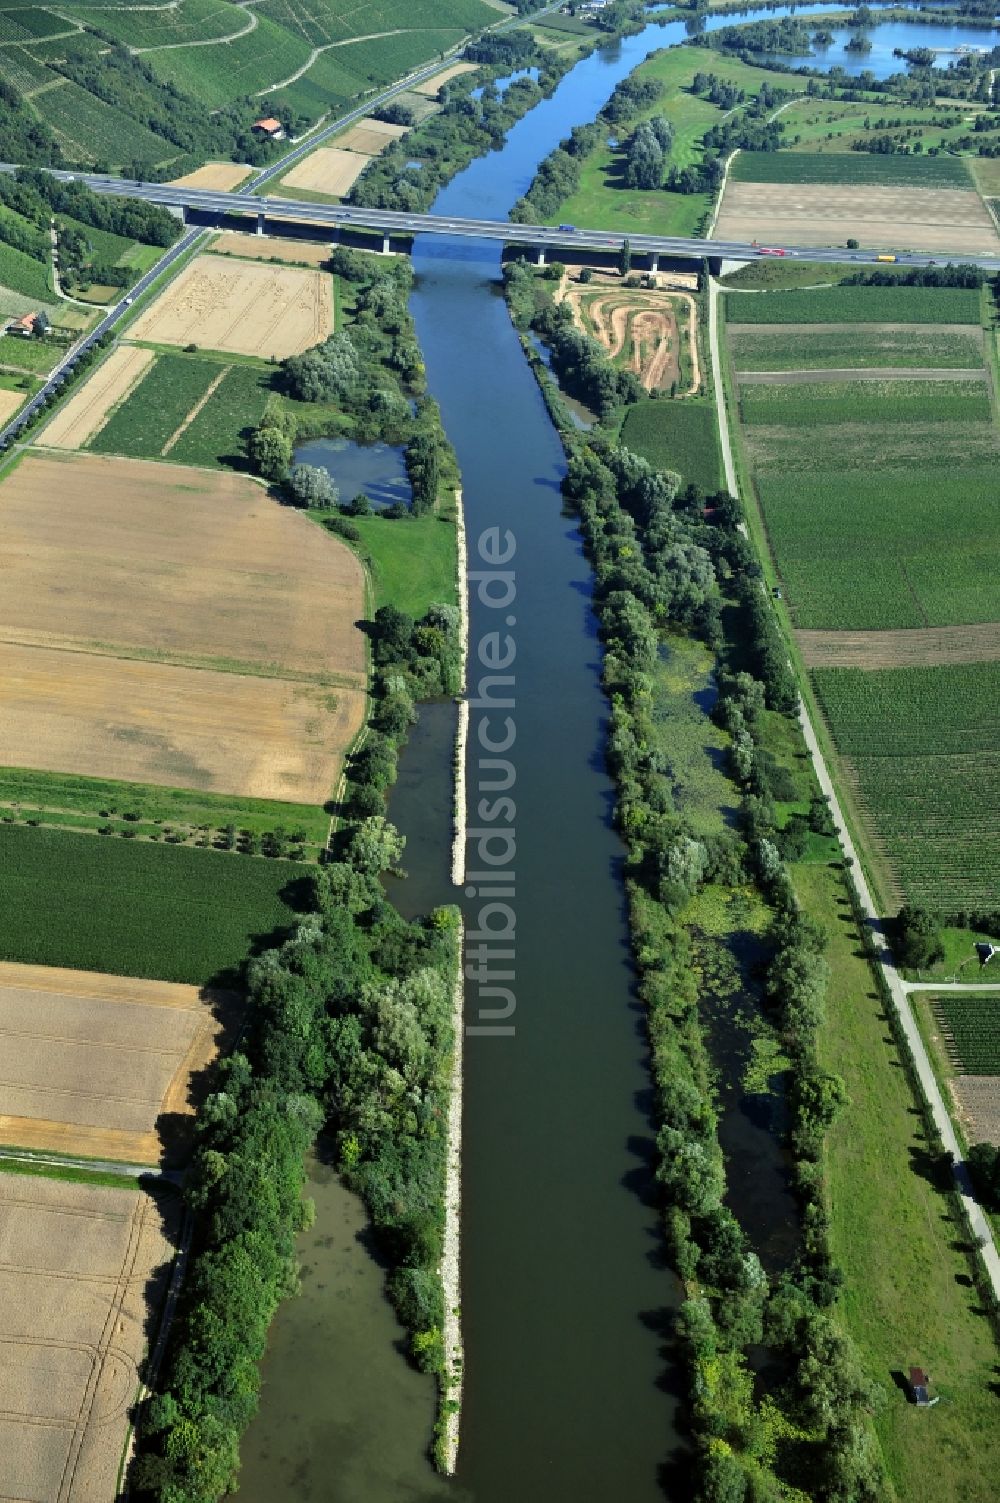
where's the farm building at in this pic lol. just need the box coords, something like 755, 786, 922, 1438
253, 117, 286, 141
908, 1367, 939, 1406
6, 311, 49, 338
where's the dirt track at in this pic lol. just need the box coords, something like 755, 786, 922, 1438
799, 622, 1000, 669
558, 274, 700, 393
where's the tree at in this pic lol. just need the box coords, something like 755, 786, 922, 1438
894, 904, 944, 968
618, 237, 632, 277
968, 1142, 1000, 1211
284, 331, 359, 403
248, 422, 292, 482
287, 463, 337, 509
624, 123, 664, 189
347, 816, 404, 875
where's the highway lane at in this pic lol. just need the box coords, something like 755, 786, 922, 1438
4, 168, 999, 270
0, 226, 203, 451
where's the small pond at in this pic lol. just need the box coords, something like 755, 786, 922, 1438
471, 66, 540, 100
294, 436, 411, 510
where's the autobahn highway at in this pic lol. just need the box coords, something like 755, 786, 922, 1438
5, 166, 1000, 272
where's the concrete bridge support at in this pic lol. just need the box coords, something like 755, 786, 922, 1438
649, 252, 659, 273
382, 232, 391, 254
535, 245, 546, 267
256, 210, 265, 237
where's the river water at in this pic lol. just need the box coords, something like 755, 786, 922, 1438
236, 5, 998, 1500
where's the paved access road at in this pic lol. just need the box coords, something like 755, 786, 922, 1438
707, 275, 1000, 1304
0, 225, 203, 451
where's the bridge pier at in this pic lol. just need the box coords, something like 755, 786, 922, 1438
649, 252, 659, 273
382, 233, 391, 254
256, 210, 265, 237
536, 245, 546, 267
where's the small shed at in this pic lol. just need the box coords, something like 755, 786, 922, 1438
909, 1367, 939, 1407
252, 116, 285, 141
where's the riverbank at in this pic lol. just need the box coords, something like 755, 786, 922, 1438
452, 487, 469, 888
436, 916, 465, 1473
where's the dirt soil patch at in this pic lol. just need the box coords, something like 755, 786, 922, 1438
0, 961, 241, 1165
557, 272, 699, 393
127, 255, 332, 358
739, 367, 986, 384
282, 145, 373, 197
40, 345, 155, 451
0, 1173, 178, 1503
413, 61, 477, 94
337, 117, 409, 154
950, 1075, 1000, 1146
168, 160, 252, 190
715, 182, 1000, 254
208, 231, 333, 265
799, 622, 1000, 669
0, 453, 366, 800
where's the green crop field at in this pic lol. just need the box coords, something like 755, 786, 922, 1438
812, 663, 1000, 909
0, 6, 70, 40
619, 398, 723, 493
755, 467, 999, 629
721, 260, 860, 291
0, 332, 58, 372
740, 379, 992, 427
254, 0, 494, 48
167, 361, 274, 468
71, 0, 251, 50
327, 509, 457, 616
142, 15, 310, 106
89, 353, 224, 460
0, 765, 329, 850
745, 418, 997, 475
730, 149, 973, 189
933, 994, 1000, 1074
724, 285, 983, 325
0, 240, 53, 303
729, 325, 984, 372
41, 78, 178, 166
0, 823, 306, 983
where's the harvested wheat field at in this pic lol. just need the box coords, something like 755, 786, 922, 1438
0, 387, 26, 423
169, 160, 252, 190
714, 182, 1000, 254
337, 117, 409, 154
0, 1173, 178, 1503
799, 622, 1000, 669
0, 961, 241, 1164
282, 145, 373, 197
127, 255, 332, 358
413, 61, 477, 94
209, 230, 333, 265
0, 453, 366, 800
40, 344, 154, 451
557, 274, 699, 392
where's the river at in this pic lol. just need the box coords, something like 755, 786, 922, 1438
235, 5, 997, 1500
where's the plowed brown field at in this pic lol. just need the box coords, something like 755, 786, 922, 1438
127, 255, 332, 357
799, 622, 1000, 669
0, 454, 366, 800
715, 182, 1000, 254
0, 1173, 178, 1503
338, 117, 409, 154
0, 962, 240, 1164
209, 231, 333, 265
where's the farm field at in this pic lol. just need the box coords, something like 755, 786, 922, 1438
337, 510, 458, 615
0, 823, 304, 982
812, 662, 1000, 910
799, 623, 1000, 670
619, 397, 723, 493
337, 117, 409, 154
0, 238, 54, 303
0, 384, 27, 423
40, 343, 155, 450
88, 351, 228, 459
208, 231, 333, 266
0, 1173, 179, 1503
0, 453, 365, 801
413, 60, 478, 94
723, 285, 983, 324
727, 323, 984, 372
169, 160, 252, 190
739, 377, 991, 428
774, 101, 994, 162
282, 146, 373, 198
714, 182, 1000, 256
729, 149, 974, 189
126, 254, 333, 358
0, 329, 68, 374
0, 961, 241, 1164
920, 992, 1000, 1148
796, 859, 1000, 1503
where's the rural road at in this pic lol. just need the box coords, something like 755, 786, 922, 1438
904, 981, 1000, 993
0, 1149, 181, 1183
707, 275, 1000, 1303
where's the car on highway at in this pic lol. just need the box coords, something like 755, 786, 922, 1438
558, 224, 576, 232
758, 247, 787, 257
